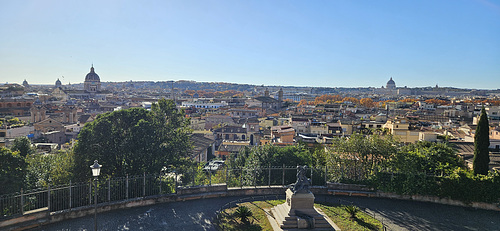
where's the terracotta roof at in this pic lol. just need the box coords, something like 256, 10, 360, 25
190, 133, 215, 156
254, 96, 279, 103
450, 141, 474, 154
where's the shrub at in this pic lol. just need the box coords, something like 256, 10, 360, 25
234, 205, 253, 223
343, 205, 360, 219
371, 170, 500, 203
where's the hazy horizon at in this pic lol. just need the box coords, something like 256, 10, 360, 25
8, 78, 497, 91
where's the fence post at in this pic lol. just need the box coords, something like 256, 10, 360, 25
341, 163, 344, 180
126, 174, 129, 200
69, 181, 72, 209
108, 178, 111, 202
159, 175, 162, 194
310, 167, 313, 186
47, 185, 51, 212
174, 171, 178, 193
20, 188, 24, 215
192, 169, 196, 186
89, 180, 92, 205
253, 168, 257, 188
143, 172, 146, 197
225, 166, 228, 186
268, 164, 271, 187
282, 164, 285, 186
324, 166, 328, 186
209, 170, 212, 185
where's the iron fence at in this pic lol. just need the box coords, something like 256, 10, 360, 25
1, 165, 358, 221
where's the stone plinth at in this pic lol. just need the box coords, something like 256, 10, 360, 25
270, 189, 336, 230
286, 188, 314, 210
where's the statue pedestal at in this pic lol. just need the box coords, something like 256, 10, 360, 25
286, 188, 316, 215
270, 189, 335, 230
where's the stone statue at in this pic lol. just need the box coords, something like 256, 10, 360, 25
271, 165, 335, 229
292, 165, 311, 193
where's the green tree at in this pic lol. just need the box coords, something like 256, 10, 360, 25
231, 145, 312, 169
473, 107, 490, 175
327, 133, 398, 177
0, 147, 26, 194
390, 141, 465, 175
11, 136, 35, 157
25, 150, 74, 188
151, 98, 192, 167
73, 98, 192, 181
228, 145, 312, 186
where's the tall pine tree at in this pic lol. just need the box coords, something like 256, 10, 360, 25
473, 107, 490, 175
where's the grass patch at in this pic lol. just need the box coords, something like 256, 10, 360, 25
317, 203, 383, 231
216, 200, 383, 231
216, 200, 284, 231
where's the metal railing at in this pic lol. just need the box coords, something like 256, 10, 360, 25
1, 165, 359, 221
1, 173, 177, 220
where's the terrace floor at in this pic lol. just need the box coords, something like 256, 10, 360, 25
34, 195, 500, 231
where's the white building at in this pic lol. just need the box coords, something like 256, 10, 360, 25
181, 99, 228, 109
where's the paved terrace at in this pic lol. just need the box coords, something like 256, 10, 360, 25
35, 194, 499, 231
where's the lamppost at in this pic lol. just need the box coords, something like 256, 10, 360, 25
90, 160, 101, 231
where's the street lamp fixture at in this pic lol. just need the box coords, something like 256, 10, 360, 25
90, 160, 101, 177
90, 160, 102, 231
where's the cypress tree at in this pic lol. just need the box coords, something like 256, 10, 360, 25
473, 107, 490, 175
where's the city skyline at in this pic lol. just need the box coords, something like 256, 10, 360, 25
1, 0, 499, 89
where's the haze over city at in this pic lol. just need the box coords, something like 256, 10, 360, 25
1, 0, 499, 89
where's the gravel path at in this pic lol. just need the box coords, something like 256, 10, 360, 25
34, 195, 500, 231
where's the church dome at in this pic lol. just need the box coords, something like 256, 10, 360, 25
34, 98, 42, 105
85, 66, 100, 82
55, 78, 62, 87
65, 99, 76, 106
387, 77, 395, 85
386, 77, 396, 89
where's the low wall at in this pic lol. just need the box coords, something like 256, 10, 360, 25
227, 186, 286, 197
327, 182, 374, 191
0, 209, 49, 231
376, 192, 500, 211
177, 183, 227, 195
2, 183, 499, 230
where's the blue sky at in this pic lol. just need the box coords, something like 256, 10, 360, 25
1, 0, 499, 89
